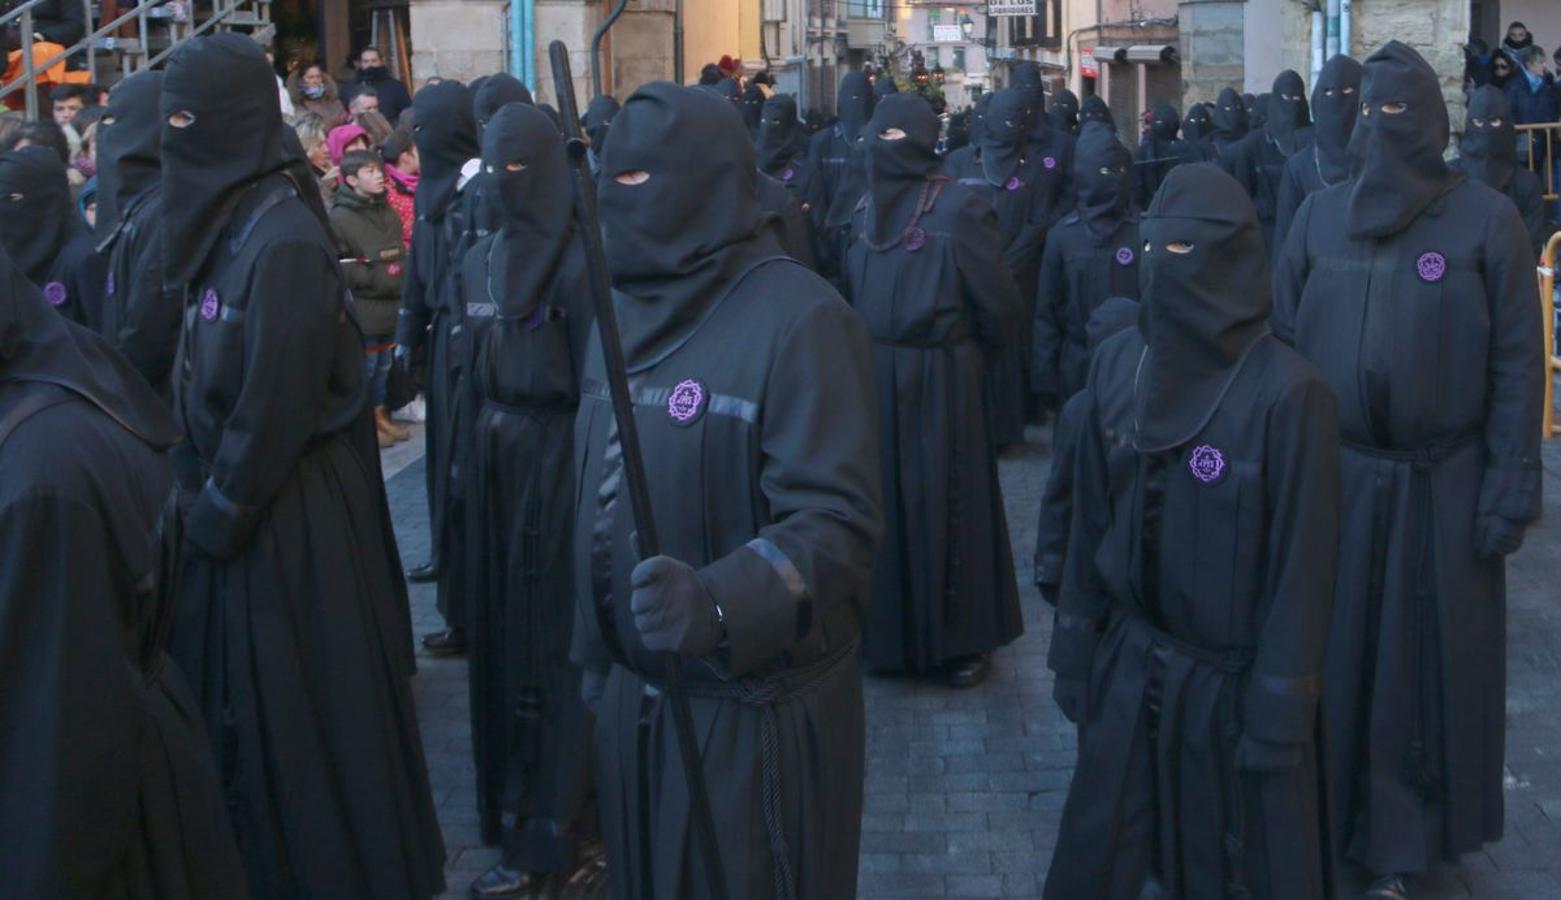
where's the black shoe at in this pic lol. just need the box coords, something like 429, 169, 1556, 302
1365, 874, 1409, 900
470, 863, 541, 899
945, 653, 991, 689
406, 562, 439, 583
421, 628, 466, 656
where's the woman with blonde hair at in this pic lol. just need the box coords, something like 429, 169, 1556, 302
285, 61, 348, 128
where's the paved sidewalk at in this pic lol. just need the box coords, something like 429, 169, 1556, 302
387, 433, 1561, 899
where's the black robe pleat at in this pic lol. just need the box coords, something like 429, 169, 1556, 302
1032, 213, 1141, 400
569, 258, 882, 899
1046, 336, 1340, 899
1273, 179, 1544, 881
1227, 128, 1313, 260
100, 188, 180, 397
461, 236, 596, 869
1272, 147, 1330, 259
844, 182, 1025, 672
1449, 159, 1553, 256
169, 175, 445, 899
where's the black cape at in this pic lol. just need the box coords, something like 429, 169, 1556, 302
0, 246, 247, 899
573, 82, 883, 899
846, 94, 1025, 672
0, 145, 106, 328
1272, 39, 1544, 888
159, 35, 444, 897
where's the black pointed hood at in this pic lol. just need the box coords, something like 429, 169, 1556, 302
584, 94, 621, 154
756, 94, 809, 174
1148, 103, 1180, 142
1459, 85, 1518, 192
159, 33, 304, 291
482, 102, 574, 319
94, 70, 162, 250
1086, 295, 1140, 350
473, 73, 534, 136
1079, 95, 1116, 133
1182, 102, 1213, 143
1311, 54, 1363, 184
1211, 87, 1249, 143
1245, 92, 1267, 131
597, 82, 778, 369
1265, 70, 1311, 154
863, 93, 941, 246
836, 71, 876, 143
1073, 124, 1132, 240
874, 76, 900, 99
977, 88, 1029, 186
966, 91, 993, 146
1133, 164, 1271, 452
1010, 62, 1050, 143
410, 80, 479, 225
740, 81, 765, 133
1051, 88, 1080, 134
0, 246, 178, 449
0, 146, 78, 285
1345, 40, 1455, 240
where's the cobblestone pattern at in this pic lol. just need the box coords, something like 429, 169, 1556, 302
386, 434, 1561, 899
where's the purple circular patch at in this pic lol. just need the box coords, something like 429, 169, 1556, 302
781, 167, 795, 182
1043, 156, 1057, 170
43, 281, 67, 307
903, 226, 927, 252
1415, 251, 1446, 283
1188, 444, 1227, 484
199, 288, 220, 322
1005, 176, 1022, 191
667, 378, 707, 425
1115, 246, 1134, 266
104, 272, 115, 296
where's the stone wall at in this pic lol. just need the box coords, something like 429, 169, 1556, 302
1178, 0, 1244, 104
1350, 0, 1471, 137
409, 0, 507, 86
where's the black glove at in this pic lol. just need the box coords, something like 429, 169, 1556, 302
1475, 515, 1525, 561
581, 667, 608, 715
1053, 676, 1088, 724
1236, 735, 1303, 773
630, 556, 722, 657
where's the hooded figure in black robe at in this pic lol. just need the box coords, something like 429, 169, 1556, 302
0, 145, 105, 328
757, 93, 826, 267
464, 73, 537, 239
1032, 295, 1139, 602
1273, 41, 1544, 896
397, 80, 479, 644
569, 82, 882, 900
1047, 163, 1341, 900
1454, 85, 1551, 255
740, 80, 766, 135
945, 87, 1060, 448
844, 93, 1024, 685
1227, 70, 1313, 258
584, 94, 620, 176
1052, 87, 1081, 135
1245, 92, 1268, 130
0, 247, 247, 899
811, 71, 876, 285
159, 34, 445, 898
458, 102, 598, 899
874, 75, 900, 98
1210, 86, 1250, 162
1180, 101, 1217, 161
1274, 54, 1362, 253
700, 83, 816, 269
1136, 102, 1195, 208
1079, 94, 1117, 133
95, 70, 180, 396
1033, 124, 1141, 400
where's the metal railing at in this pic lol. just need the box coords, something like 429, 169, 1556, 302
3, 0, 272, 119
1540, 231, 1561, 440
1518, 122, 1558, 202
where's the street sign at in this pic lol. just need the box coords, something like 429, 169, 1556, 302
933, 24, 964, 43
1079, 47, 1097, 78
989, 1, 1037, 15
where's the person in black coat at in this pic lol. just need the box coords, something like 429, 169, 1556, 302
159, 34, 445, 897
1273, 42, 1543, 900
342, 45, 413, 124
1226, 70, 1313, 258
1047, 163, 1341, 900
1051, 87, 1081, 135
1180, 101, 1217, 162
810, 70, 876, 285
1136, 102, 1195, 208
756, 93, 826, 268
1274, 54, 1362, 253
1210, 86, 1250, 163
1454, 85, 1552, 256
0, 145, 105, 328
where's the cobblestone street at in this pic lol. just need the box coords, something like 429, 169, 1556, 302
385, 429, 1561, 899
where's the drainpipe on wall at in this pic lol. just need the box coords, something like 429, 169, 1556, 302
1339, 0, 1351, 58
1311, 3, 1324, 84
1325, 0, 1339, 60
508, 0, 535, 87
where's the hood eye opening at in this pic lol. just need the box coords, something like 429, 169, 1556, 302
1166, 241, 1195, 255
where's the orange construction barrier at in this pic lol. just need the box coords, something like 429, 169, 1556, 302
1540, 232, 1561, 439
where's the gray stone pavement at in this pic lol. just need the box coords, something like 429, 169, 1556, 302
385, 428, 1561, 899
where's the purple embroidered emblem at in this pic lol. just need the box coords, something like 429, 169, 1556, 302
903, 226, 927, 252
1415, 251, 1446, 283
43, 281, 67, 307
1115, 246, 1134, 266
1005, 176, 1022, 191
199, 288, 220, 322
1043, 156, 1057, 170
105, 272, 115, 296
667, 379, 707, 425
781, 167, 796, 183
1188, 444, 1226, 484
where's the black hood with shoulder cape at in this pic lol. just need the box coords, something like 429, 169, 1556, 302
159, 33, 309, 291
1311, 54, 1363, 185
0, 146, 77, 284
597, 82, 780, 370
94, 70, 162, 250
1051, 88, 1080, 134
863, 93, 941, 247
1133, 163, 1271, 452
756, 93, 808, 174
1182, 102, 1213, 143
1079, 95, 1116, 133
1074, 124, 1133, 239
977, 88, 1029, 187
1010, 62, 1050, 143
1459, 84, 1518, 191
1211, 87, 1249, 143
410, 80, 479, 226
482, 102, 574, 319
1265, 69, 1311, 155
0, 246, 177, 449
836, 70, 876, 143
1345, 40, 1457, 240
